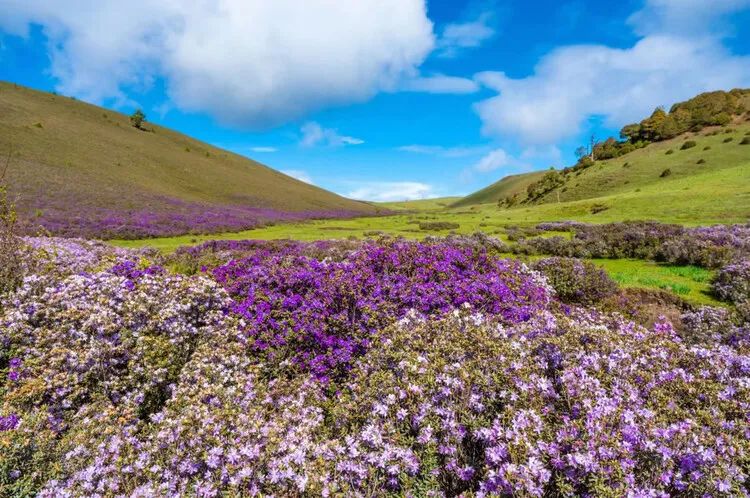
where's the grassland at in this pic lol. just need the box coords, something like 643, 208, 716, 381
0, 81, 379, 234
451, 170, 546, 207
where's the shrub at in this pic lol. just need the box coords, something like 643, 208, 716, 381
129, 109, 146, 129
740, 137, 750, 145
532, 257, 618, 304
660, 168, 672, 178
712, 259, 750, 305
418, 221, 460, 231
704, 145, 711, 150
665, 149, 674, 155
697, 158, 706, 164
723, 137, 734, 143
680, 140, 697, 150
590, 203, 609, 214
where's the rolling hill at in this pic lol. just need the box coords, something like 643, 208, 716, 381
457, 89, 750, 219
450, 171, 546, 208
0, 82, 380, 238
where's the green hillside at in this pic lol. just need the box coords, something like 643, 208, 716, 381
451, 171, 546, 208
458, 89, 750, 213
0, 81, 379, 237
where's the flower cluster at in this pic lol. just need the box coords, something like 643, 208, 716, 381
532, 257, 619, 305
212, 239, 552, 379
1, 236, 750, 497
528, 222, 750, 268
713, 259, 750, 306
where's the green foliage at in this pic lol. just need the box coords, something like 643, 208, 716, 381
740, 137, 750, 145
681, 140, 697, 150
723, 137, 734, 143
0, 183, 23, 298
418, 221, 460, 231
619, 89, 750, 145
660, 168, 672, 178
665, 149, 674, 155
526, 170, 565, 201
129, 109, 146, 129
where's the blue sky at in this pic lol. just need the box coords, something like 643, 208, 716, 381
2, 0, 750, 201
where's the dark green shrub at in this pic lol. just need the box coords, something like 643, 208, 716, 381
740, 137, 750, 145
660, 168, 672, 178
665, 149, 674, 155
130, 109, 146, 129
723, 137, 734, 143
0, 183, 23, 298
703, 146, 711, 151
418, 221, 460, 231
532, 257, 619, 305
697, 159, 706, 164
680, 140, 697, 150
590, 203, 609, 214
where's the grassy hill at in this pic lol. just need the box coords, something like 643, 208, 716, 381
0, 81, 379, 238
451, 171, 546, 208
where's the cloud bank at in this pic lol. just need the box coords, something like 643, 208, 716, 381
0, 0, 435, 128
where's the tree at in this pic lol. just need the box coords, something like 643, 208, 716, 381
130, 109, 146, 129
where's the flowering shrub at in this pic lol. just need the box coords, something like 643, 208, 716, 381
713, 259, 750, 305
2, 237, 750, 496
532, 257, 619, 305
213, 239, 551, 379
529, 222, 750, 268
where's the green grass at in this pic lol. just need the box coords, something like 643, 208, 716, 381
378, 197, 462, 211
590, 259, 718, 306
451, 171, 546, 207
0, 81, 379, 221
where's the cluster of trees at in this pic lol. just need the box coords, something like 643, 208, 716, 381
526, 169, 565, 201
573, 89, 750, 165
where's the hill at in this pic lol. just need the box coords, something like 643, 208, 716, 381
0, 82, 380, 238
458, 89, 750, 211
450, 171, 546, 208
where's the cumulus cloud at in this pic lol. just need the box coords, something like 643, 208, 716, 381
398, 144, 488, 158
629, 0, 750, 35
251, 147, 278, 153
281, 169, 313, 184
346, 181, 434, 202
0, 0, 434, 128
436, 11, 496, 58
402, 74, 480, 94
475, 35, 750, 145
300, 122, 364, 148
473, 148, 510, 173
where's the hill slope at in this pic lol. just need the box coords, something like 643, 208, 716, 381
451, 171, 546, 208
0, 82, 379, 238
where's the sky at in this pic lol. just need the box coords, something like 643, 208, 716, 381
1, 0, 750, 202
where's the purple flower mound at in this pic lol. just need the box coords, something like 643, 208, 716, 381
213, 239, 552, 379
713, 259, 750, 306
532, 257, 619, 305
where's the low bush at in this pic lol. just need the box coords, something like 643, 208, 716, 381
697, 158, 706, 164
533, 257, 619, 305
665, 149, 674, 155
712, 259, 750, 305
0, 183, 23, 298
723, 137, 734, 143
660, 168, 672, 178
680, 140, 697, 150
418, 221, 460, 231
740, 137, 750, 145
590, 203, 609, 214
704, 145, 711, 150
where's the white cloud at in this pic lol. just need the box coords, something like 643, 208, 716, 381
436, 12, 496, 58
473, 148, 510, 173
300, 122, 364, 148
629, 0, 750, 35
398, 144, 488, 158
0, 0, 434, 128
250, 147, 278, 153
475, 35, 750, 145
346, 181, 434, 202
473, 1, 750, 146
402, 74, 480, 94
281, 169, 313, 184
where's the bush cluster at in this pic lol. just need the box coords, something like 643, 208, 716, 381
532, 257, 619, 304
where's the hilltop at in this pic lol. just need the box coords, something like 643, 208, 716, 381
0, 82, 379, 238
458, 89, 750, 211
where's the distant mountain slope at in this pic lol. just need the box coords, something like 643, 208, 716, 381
451, 171, 546, 208
0, 82, 379, 238
458, 89, 750, 209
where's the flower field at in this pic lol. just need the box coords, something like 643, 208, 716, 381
2, 234, 750, 497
